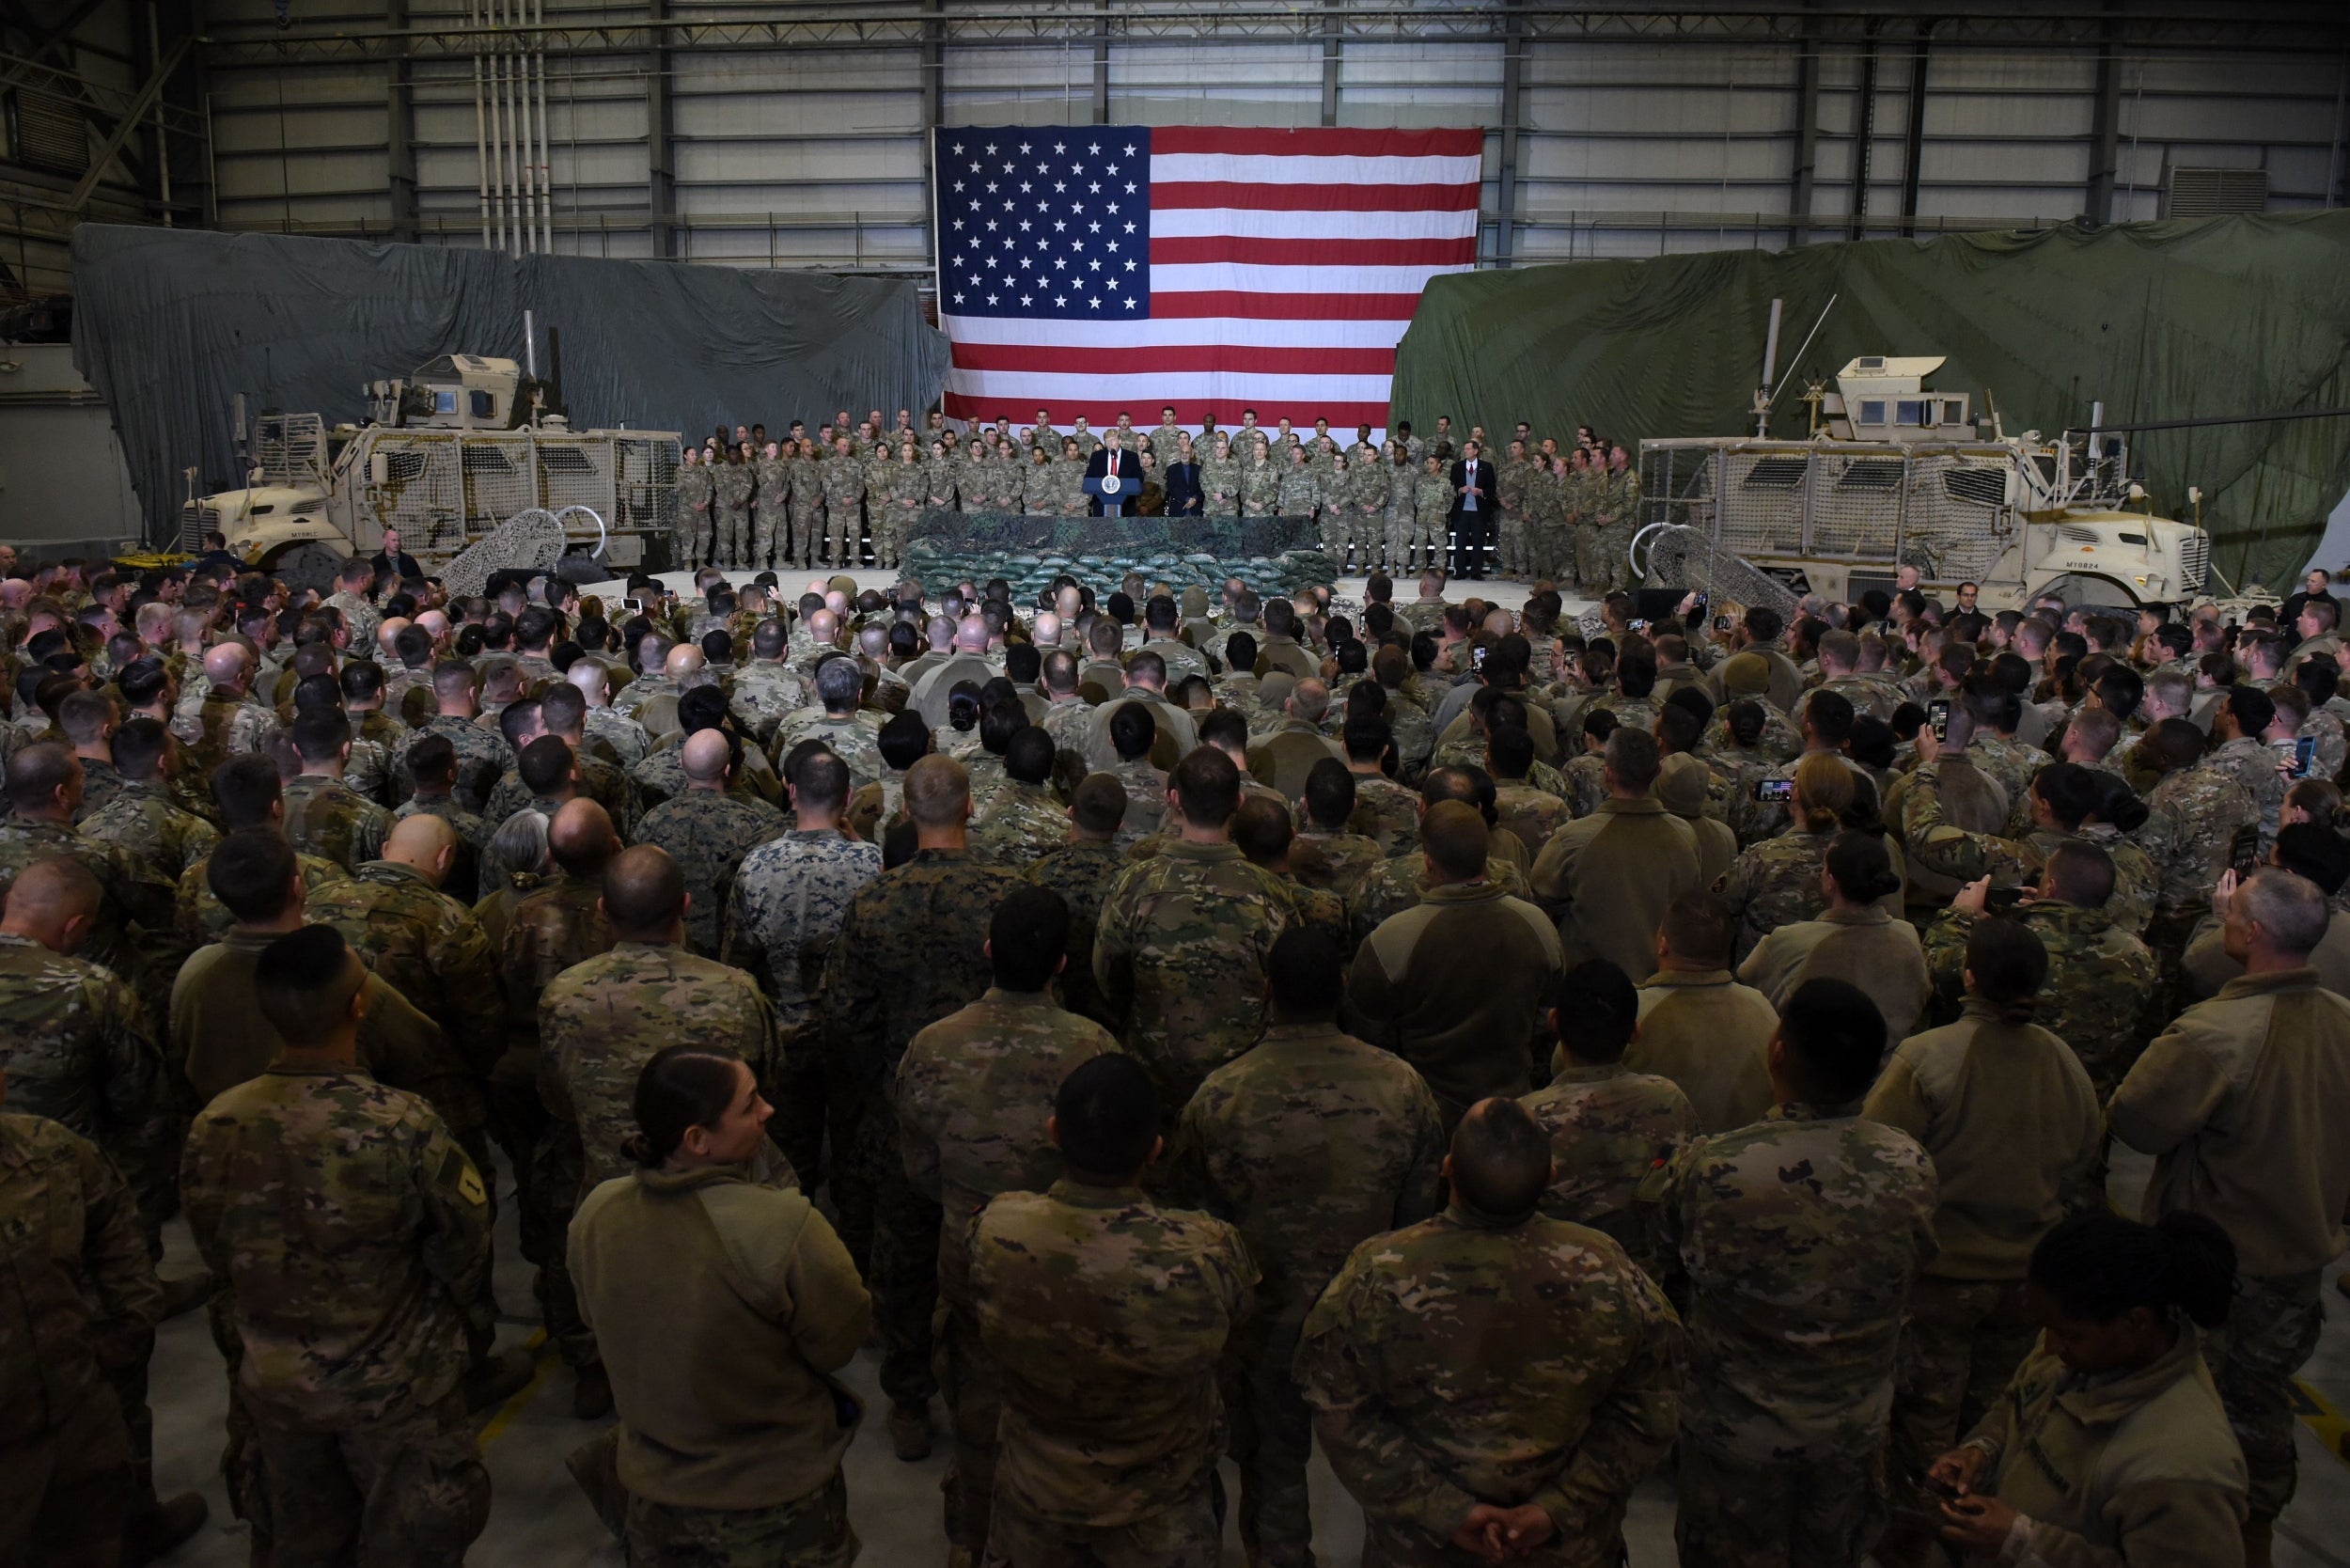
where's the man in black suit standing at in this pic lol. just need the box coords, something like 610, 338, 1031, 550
1085, 429, 1139, 517
1449, 440, 1495, 579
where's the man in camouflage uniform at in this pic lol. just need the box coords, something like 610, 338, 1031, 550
1095, 747, 1298, 1116
180, 644, 281, 780
390, 662, 517, 806
675, 447, 714, 568
0, 744, 177, 990
971, 729, 1069, 866
1658, 978, 1938, 1568
181, 924, 494, 1566
1167, 927, 1445, 1568
897, 886, 1123, 1559
0, 1088, 174, 1567
819, 437, 865, 567
1593, 444, 1642, 595
1296, 1096, 1682, 1566
970, 1053, 1256, 1568
1383, 446, 1420, 575
1344, 447, 1390, 575
1277, 446, 1321, 526
321, 557, 381, 652
1520, 961, 1698, 1278
724, 750, 881, 1189
775, 656, 886, 792
1023, 774, 1130, 1033
631, 729, 785, 957
2137, 715, 2259, 983
787, 438, 825, 570
0, 857, 168, 1226
1496, 439, 1533, 579
754, 440, 791, 571
78, 717, 220, 883
281, 709, 395, 871
822, 754, 1023, 1457
729, 620, 810, 749
711, 447, 756, 570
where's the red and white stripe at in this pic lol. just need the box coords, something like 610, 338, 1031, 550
940, 125, 1481, 442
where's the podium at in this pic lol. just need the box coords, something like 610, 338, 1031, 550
1083, 471, 1133, 517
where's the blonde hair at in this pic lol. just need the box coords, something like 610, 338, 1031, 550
1793, 752, 1856, 834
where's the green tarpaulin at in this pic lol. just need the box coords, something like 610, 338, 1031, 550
1393, 212, 2350, 593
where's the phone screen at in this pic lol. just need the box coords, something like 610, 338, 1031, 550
1984, 885, 2027, 913
1752, 778, 1796, 803
1470, 645, 1488, 671
1927, 699, 1951, 741
2229, 823, 2263, 879
1714, 616, 1731, 633
1628, 619, 1649, 633
2293, 735, 2318, 778
621, 597, 644, 615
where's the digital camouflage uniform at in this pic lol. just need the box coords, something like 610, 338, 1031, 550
1344, 459, 1390, 575
279, 775, 395, 872
754, 452, 791, 570
1093, 841, 1299, 1116
1497, 455, 1532, 578
1167, 1022, 1445, 1568
1519, 1061, 1698, 1277
969, 1179, 1257, 1568
1383, 461, 1418, 573
80, 780, 222, 883
1713, 828, 1836, 964
182, 689, 281, 780
0, 932, 168, 1225
2142, 761, 2258, 987
174, 849, 351, 959
182, 1063, 493, 1566
1200, 452, 1241, 517
1241, 456, 1281, 518
1658, 1104, 1938, 1568
822, 848, 1024, 1410
971, 780, 1070, 868
1921, 901, 2161, 1097
1348, 775, 1423, 858
0, 816, 177, 990
821, 458, 864, 568
631, 789, 787, 958
897, 987, 1123, 1554
1294, 1204, 1683, 1567
1289, 828, 1385, 901
0, 1112, 161, 1568
723, 828, 884, 1187
390, 715, 514, 805
676, 459, 716, 568
1020, 839, 1128, 1034
774, 711, 885, 792
787, 451, 824, 569
728, 662, 810, 748
712, 459, 756, 570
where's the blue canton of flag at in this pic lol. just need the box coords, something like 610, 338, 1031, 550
938, 128, 1152, 321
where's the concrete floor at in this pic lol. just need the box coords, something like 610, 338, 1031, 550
134, 1143, 2350, 1568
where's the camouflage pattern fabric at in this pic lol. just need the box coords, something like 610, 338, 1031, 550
247, 1392, 491, 1567
280, 776, 395, 871
0, 933, 167, 1217
306, 862, 502, 1118
723, 829, 885, 1033
1343, 854, 1531, 952
1920, 902, 2160, 1097
632, 790, 787, 957
1879, 1274, 2038, 1567
2212, 1268, 2326, 1524
180, 1063, 492, 1427
1713, 830, 1836, 964
624, 1471, 855, 1568
174, 849, 351, 953
1519, 1062, 1698, 1277
970, 1180, 1256, 1532
0, 818, 176, 987
1024, 839, 1131, 1032
971, 781, 1070, 867
896, 987, 1122, 1552
1166, 1021, 1445, 1568
390, 715, 515, 803
1288, 830, 1385, 900
2143, 763, 2257, 916
1347, 776, 1422, 856
1093, 841, 1299, 1115
80, 782, 221, 881
1294, 1206, 1683, 1565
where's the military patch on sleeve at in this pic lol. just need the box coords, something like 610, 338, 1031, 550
454, 1159, 489, 1208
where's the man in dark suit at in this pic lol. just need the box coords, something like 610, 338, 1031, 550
1084, 430, 1139, 517
1449, 440, 1495, 580
1162, 433, 1204, 517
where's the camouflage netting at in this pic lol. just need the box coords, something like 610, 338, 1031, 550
900, 511, 1335, 598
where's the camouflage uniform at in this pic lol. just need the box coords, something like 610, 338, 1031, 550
1200, 452, 1241, 517
2207, 733, 2288, 848
280, 775, 395, 872
174, 849, 351, 956
1023, 839, 1129, 1033
0, 817, 177, 989
1289, 828, 1385, 900
774, 711, 885, 792
970, 779, 1069, 867
969, 1179, 1257, 1568
676, 459, 716, 567
897, 988, 1122, 1553
77, 780, 220, 882
182, 688, 280, 779
631, 789, 787, 957
487, 751, 641, 835
1411, 467, 1451, 576
305, 861, 503, 1168
712, 459, 756, 569
1344, 854, 1532, 951
1496, 455, 1532, 577
584, 705, 651, 771
1713, 829, 1836, 964
390, 715, 514, 805
0, 1112, 161, 1568
787, 449, 824, 569
1520, 1062, 1697, 1277
820, 456, 864, 567
753, 452, 791, 569
822, 848, 1024, 1408
1349, 775, 1422, 857
2142, 762, 2259, 992
1922, 901, 2161, 1097
0, 933, 167, 1224
1294, 1204, 1683, 1566
730, 662, 811, 748
1093, 841, 1299, 1115
1167, 1022, 1445, 1567
70, 756, 129, 822
1658, 1104, 1939, 1568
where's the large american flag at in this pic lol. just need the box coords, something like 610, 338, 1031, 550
934, 125, 1482, 440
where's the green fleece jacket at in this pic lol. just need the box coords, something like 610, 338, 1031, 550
570, 1164, 870, 1509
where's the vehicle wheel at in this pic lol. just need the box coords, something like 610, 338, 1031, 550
261, 541, 346, 595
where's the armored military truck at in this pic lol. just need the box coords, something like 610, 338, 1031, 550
180, 354, 681, 583
1634, 354, 2211, 610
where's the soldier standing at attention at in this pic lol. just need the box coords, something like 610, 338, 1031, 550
713, 445, 756, 570
822, 435, 865, 568
675, 447, 713, 569
1295, 1095, 1683, 1566
181, 924, 494, 1566
788, 436, 824, 570
970, 1054, 1257, 1568
822, 754, 1023, 1461
754, 440, 791, 572
896, 886, 1123, 1561
569, 1045, 870, 1568
1659, 978, 1938, 1568
1167, 927, 1445, 1568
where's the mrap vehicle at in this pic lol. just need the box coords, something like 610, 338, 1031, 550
1634, 353, 2211, 610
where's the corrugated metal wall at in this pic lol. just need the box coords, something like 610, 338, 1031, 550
90, 2, 2350, 276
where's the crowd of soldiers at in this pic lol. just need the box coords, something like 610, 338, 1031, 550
4, 530, 2349, 1568
670, 404, 1642, 589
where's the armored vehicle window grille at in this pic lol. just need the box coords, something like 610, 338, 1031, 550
384, 452, 429, 483
539, 447, 594, 474
2181, 532, 2209, 589
1838, 460, 1904, 492
1942, 468, 2005, 508
462, 447, 514, 475
1741, 457, 1808, 490
2060, 525, 2103, 547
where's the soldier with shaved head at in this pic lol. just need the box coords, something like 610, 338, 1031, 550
631, 729, 785, 957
